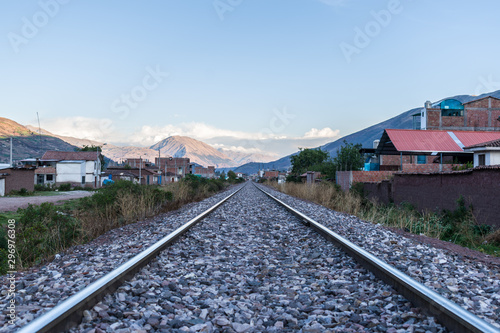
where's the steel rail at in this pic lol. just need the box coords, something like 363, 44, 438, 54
17, 185, 244, 333
255, 183, 499, 333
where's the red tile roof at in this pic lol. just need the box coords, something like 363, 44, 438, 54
42, 151, 98, 161
385, 129, 500, 153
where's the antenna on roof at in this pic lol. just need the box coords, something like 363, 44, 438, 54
36, 112, 42, 155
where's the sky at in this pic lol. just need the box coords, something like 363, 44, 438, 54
2, 0, 500, 158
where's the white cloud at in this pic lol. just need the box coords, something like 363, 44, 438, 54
32, 117, 342, 157
35, 116, 127, 143
302, 127, 340, 139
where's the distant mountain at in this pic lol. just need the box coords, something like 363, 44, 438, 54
150, 136, 236, 168
218, 148, 277, 166
20, 126, 279, 167
233, 90, 500, 174
0, 118, 78, 163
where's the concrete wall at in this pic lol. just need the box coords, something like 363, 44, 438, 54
57, 162, 86, 184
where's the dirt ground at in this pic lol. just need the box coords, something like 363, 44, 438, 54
0, 191, 94, 212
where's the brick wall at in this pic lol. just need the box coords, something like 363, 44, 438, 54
362, 168, 500, 228
427, 110, 440, 129
364, 181, 392, 206
336, 171, 394, 191
442, 116, 464, 127
401, 163, 457, 173
467, 110, 489, 128
3, 168, 35, 193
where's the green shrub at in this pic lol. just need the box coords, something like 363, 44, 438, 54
58, 183, 71, 191
17, 203, 80, 267
35, 184, 54, 191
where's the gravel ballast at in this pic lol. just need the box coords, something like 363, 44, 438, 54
257, 183, 500, 329
0, 186, 243, 332
71, 183, 447, 332
2, 182, 498, 331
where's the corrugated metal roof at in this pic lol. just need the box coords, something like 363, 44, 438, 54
386, 129, 462, 152
453, 132, 500, 147
464, 138, 500, 149
385, 129, 500, 153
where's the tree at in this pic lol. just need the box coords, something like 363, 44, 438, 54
219, 171, 226, 180
290, 148, 330, 175
227, 170, 237, 183
332, 140, 364, 171
76, 145, 106, 171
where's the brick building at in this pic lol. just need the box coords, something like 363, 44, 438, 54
124, 158, 151, 169
414, 96, 500, 131
0, 167, 35, 196
190, 164, 215, 179
375, 129, 500, 172
155, 157, 190, 182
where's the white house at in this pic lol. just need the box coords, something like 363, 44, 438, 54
464, 139, 500, 167
41, 151, 103, 188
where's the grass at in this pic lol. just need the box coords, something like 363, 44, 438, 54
0, 177, 229, 275
268, 181, 500, 257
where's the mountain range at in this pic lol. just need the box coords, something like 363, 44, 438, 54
230, 90, 500, 174
2, 121, 276, 168
3, 89, 500, 170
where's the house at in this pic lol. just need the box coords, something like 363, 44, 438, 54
190, 164, 216, 179
413, 96, 500, 131
300, 171, 321, 184
124, 158, 151, 169
464, 138, 500, 167
0, 166, 35, 196
103, 167, 159, 185
262, 170, 279, 179
155, 157, 190, 182
374, 129, 500, 172
41, 151, 103, 188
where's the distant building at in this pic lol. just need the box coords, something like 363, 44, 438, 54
104, 167, 159, 185
190, 164, 215, 179
41, 151, 103, 188
155, 157, 190, 182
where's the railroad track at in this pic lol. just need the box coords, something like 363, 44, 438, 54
16, 182, 499, 333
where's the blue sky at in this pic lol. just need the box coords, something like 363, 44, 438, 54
2, 0, 500, 157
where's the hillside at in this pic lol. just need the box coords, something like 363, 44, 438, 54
150, 136, 236, 168
233, 90, 500, 174
0, 119, 78, 163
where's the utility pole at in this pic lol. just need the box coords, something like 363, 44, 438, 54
10, 137, 13, 167
139, 156, 142, 185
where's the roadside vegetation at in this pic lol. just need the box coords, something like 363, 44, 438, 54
0, 175, 240, 275
269, 143, 500, 257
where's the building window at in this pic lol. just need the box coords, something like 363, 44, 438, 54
46, 174, 53, 181
417, 155, 426, 164
441, 109, 464, 117
478, 154, 486, 166
82, 176, 85, 184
